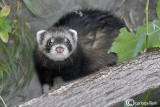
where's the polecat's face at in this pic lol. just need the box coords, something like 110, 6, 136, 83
36, 28, 78, 61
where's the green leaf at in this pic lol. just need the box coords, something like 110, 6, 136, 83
0, 5, 10, 17
0, 30, 9, 43
148, 19, 160, 47
136, 26, 147, 50
157, 0, 160, 19
79, 11, 83, 17
109, 28, 139, 62
0, 17, 11, 33
74, 11, 83, 17
137, 20, 160, 49
23, 0, 40, 17
132, 34, 147, 58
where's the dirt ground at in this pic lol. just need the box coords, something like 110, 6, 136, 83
4, 0, 158, 106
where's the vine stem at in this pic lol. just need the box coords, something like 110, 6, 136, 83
145, 0, 149, 48
0, 95, 7, 107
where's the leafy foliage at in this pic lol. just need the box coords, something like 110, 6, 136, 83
0, 19, 35, 101
0, 61, 10, 79
148, 19, 160, 47
0, 2, 34, 103
109, 1, 160, 62
157, 0, 160, 20
0, 5, 11, 43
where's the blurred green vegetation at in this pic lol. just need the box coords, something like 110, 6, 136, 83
0, 1, 35, 106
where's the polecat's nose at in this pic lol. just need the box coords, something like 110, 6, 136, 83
56, 46, 64, 53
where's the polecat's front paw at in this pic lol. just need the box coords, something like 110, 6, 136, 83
42, 84, 51, 93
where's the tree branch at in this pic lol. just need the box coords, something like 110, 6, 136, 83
17, 51, 160, 107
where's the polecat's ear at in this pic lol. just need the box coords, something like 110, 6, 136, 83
36, 30, 46, 44
69, 29, 78, 41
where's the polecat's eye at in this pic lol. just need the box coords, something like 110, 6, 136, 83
64, 38, 70, 45
48, 38, 54, 46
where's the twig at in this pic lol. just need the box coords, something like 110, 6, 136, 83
114, 0, 127, 12
0, 95, 7, 107
145, 0, 149, 48
123, 14, 134, 34
2, 0, 6, 5
118, 0, 127, 8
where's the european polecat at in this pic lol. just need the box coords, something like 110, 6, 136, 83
33, 9, 125, 93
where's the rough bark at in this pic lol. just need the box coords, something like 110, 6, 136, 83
17, 51, 160, 107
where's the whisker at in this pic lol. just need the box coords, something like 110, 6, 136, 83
69, 57, 73, 65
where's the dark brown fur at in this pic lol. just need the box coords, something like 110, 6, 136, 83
33, 9, 126, 92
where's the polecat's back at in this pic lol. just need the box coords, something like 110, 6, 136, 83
54, 9, 125, 36
53, 9, 125, 50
